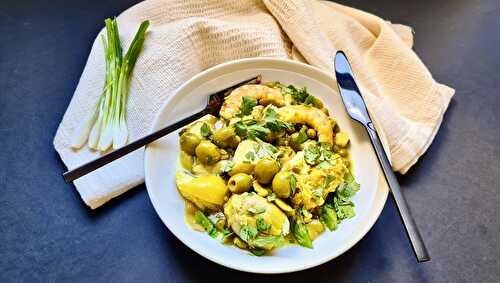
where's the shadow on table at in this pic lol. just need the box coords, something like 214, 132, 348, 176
397, 98, 456, 186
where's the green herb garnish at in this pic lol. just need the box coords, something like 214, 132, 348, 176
250, 235, 284, 249
245, 151, 256, 162
319, 204, 338, 231
240, 96, 257, 116
234, 119, 270, 140
256, 216, 271, 232
304, 145, 321, 165
194, 211, 219, 238
291, 221, 312, 248
263, 107, 293, 132
239, 225, 258, 242
330, 171, 360, 221
200, 123, 211, 137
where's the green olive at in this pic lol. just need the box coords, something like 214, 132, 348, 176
254, 158, 280, 185
180, 132, 201, 155
272, 172, 292, 198
228, 173, 253, 193
306, 129, 316, 139
195, 140, 220, 165
212, 127, 239, 148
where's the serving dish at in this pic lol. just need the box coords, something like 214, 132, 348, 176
144, 57, 389, 273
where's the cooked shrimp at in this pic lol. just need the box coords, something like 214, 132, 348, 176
219, 85, 284, 119
278, 105, 334, 144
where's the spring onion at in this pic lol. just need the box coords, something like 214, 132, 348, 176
71, 18, 149, 151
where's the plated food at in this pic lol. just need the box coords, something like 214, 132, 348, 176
175, 80, 360, 255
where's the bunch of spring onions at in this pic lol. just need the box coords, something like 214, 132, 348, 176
71, 18, 150, 152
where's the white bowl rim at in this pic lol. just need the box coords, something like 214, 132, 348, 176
144, 57, 389, 274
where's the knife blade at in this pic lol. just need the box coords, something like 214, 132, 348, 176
334, 51, 430, 262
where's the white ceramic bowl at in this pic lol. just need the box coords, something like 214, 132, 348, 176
144, 58, 389, 273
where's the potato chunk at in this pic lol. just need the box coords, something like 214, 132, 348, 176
175, 171, 228, 211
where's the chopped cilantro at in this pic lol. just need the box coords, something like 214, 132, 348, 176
233, 119, 270, 140
304, 145, 321, 165
330, 171, 360, 221
245, 151, 256, 162
319, 204, 338, 231
303, 95, 316, 105
194, 211, 219, 239
264, 107, 293, 132
250, 235, 284, 249
239, 225, 258, 242
200, 123, 210, 138
291, 221, 312, 248
254, 141, 278, 159
256, 216, 271, 232
240, 96, 257, 116
304, 143, 335, 165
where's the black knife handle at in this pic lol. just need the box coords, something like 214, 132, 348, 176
63, 109, 207, 183
365, 122, 430, 262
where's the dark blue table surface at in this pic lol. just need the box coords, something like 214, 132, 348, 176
1, 0, 499, 282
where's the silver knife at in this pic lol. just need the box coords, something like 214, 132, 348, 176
334, 51, 430, 262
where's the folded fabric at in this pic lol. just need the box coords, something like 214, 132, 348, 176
54, 0, 454, 209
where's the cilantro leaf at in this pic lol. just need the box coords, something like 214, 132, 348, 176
291, 221, 312, 248
303, 95, 316, 105
264, 107, 293, 132
240, 96, 257, 116
334, 202, 356, 220
245, 151, 256, 162
200, 123, 210, 138
194, 211, 219, 238
287, 85, 309, 103
233, 119, 270, 140
319, 204, 338, 231
247, 124, 270, 140
330, 171, 360, 221
256, 216, 271, 232
239, 225, 258, 242
304, 145, 321, 165
254, 141, 278, 159
250, 235, 284, 249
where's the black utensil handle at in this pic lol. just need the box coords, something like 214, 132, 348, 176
63, 109, 207, 183
365, 122, 430, 262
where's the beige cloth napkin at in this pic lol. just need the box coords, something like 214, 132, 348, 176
54, 0, 454, 209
